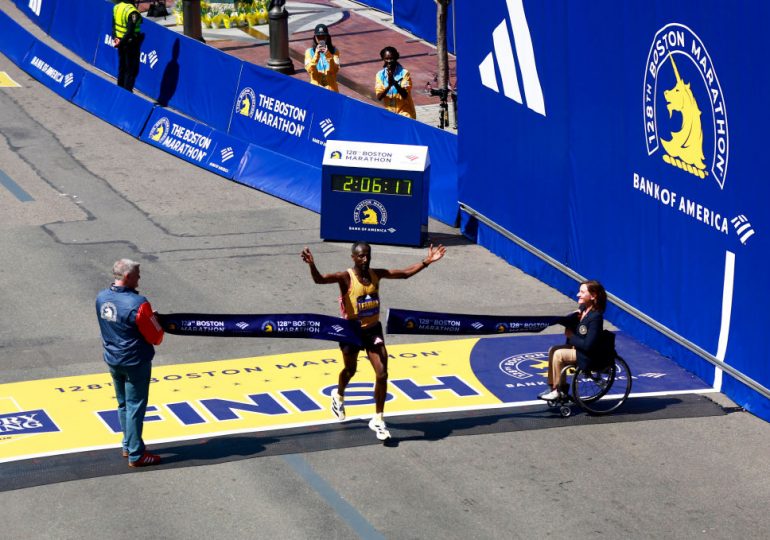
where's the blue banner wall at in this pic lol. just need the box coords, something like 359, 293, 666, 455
72, 72, 154, 137
48, 0, 102, 64
13, 0, 55, 33
393, 0, 456, 54
456, 0, 770, 420
0, 8, 35, 64
21, 40, 85, 101
140, 107, 248, 179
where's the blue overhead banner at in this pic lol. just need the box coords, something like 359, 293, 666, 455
21, 40, 85, 101
141, 108, 248, 179
456, 0, 770, 420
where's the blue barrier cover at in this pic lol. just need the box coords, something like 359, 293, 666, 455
72, 72, 154, 137
393, 0, 456, 53
456, 0, 770, 419
48, 0, 103, 64
21, 40, 85, 101
13, 0, 55, 33
235, 143, 323, 212
140, 107, 248, 178
0, 8, 36, 65
356, 0, 392, 14
229, 62, 344, 167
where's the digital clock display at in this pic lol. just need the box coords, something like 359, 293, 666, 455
331, 174, 413, 196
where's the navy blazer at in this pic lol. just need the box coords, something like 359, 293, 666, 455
566, 309, 606, 370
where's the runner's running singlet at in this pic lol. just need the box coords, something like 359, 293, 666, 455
339, 269, 380, 328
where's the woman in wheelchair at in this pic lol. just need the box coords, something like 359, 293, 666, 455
538, 280, 608, 401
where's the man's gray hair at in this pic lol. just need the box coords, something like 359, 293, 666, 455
112, 258, 140, 280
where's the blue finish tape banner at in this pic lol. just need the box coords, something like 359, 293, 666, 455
72, 72, 154, 137
158, 313, 362, 346
386, 308, 564, 335
13, 0, 55, 33
20, 40, 85, 101
456, 0, 770, 419
140, 108, 248, 178
0, 8, 36, 65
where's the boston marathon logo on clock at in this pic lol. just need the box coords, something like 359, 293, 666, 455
353, 199, 388, 226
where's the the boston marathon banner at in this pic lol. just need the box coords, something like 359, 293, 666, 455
387, 308, 563, 336
456, 0, 770, 420
140, 108, 248, 178
158, 313, 362, 346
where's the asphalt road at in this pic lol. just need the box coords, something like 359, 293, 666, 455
1, 11, 769, 539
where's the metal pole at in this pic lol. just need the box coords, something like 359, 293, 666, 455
182, 0, 203, 42
267, 0, 294, 74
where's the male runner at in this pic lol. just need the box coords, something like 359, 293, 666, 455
301, 242, 446, 440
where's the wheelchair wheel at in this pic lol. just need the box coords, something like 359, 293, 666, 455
571, 355, 632, 415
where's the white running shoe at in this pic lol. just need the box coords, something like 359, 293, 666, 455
368, 417, 391, 440
331, 390, 345, 421
538, 389, 559, 401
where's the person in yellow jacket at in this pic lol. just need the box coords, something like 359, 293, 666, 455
301, 241, 446, 441
375, 46, 416, 119
304, 24, 340, 92
112, 0, 144, 92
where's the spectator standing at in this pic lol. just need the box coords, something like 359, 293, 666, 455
304, 23, 341, 92
375, 46, 416, 119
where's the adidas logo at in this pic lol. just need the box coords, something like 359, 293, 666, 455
471, 322, 484, 330
220, 147, 234, 162
478, 0, 545, 116
731, 215, 755, 245
63, 73, 74, 87
29, 0, 42, 17
319, 118, 335, 138
235, 322, 249, 330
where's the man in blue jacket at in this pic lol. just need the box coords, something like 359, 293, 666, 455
96, 259, 164, 467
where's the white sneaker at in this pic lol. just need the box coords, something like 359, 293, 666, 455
538, 389, 559, 401
331, 390, 345, 421
368, 417, 391, 440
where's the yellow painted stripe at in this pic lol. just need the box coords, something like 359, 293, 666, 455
1, 339, 496, 463
0, 72, 21, 87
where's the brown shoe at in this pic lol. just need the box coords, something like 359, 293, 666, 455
122, 450, 129, 458
128, 452, 161, 468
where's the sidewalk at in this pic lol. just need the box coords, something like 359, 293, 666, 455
149, 0, 458, 132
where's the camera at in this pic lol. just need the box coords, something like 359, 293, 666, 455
317, 39, 327, 51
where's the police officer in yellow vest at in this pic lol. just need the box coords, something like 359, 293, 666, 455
112, 0, 144, 92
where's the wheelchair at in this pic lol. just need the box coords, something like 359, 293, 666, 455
545, 335, 632, 417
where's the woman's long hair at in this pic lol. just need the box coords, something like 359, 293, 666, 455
582, 280, 607, 313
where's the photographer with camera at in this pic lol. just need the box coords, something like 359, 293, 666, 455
304, 24, 340, 92
375, 46, 416, 119
112, 0, 144, 92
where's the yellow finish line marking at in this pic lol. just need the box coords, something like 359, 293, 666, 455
0, 72, 21, 87
1, 339, 509, 463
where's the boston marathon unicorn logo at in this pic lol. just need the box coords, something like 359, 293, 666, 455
660, 55, 707, 178
236, 88, 256, 118
643, 24, 729, 189
149, 117, 170, 144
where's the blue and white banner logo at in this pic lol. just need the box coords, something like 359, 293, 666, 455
0, 409, 59, 436
236, 87, 257, 118
387, 308, 563, 336
643, 24, 728, 187
478, 0, 545, 116
158, 313, 363, 345
149, 117, 170, 144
